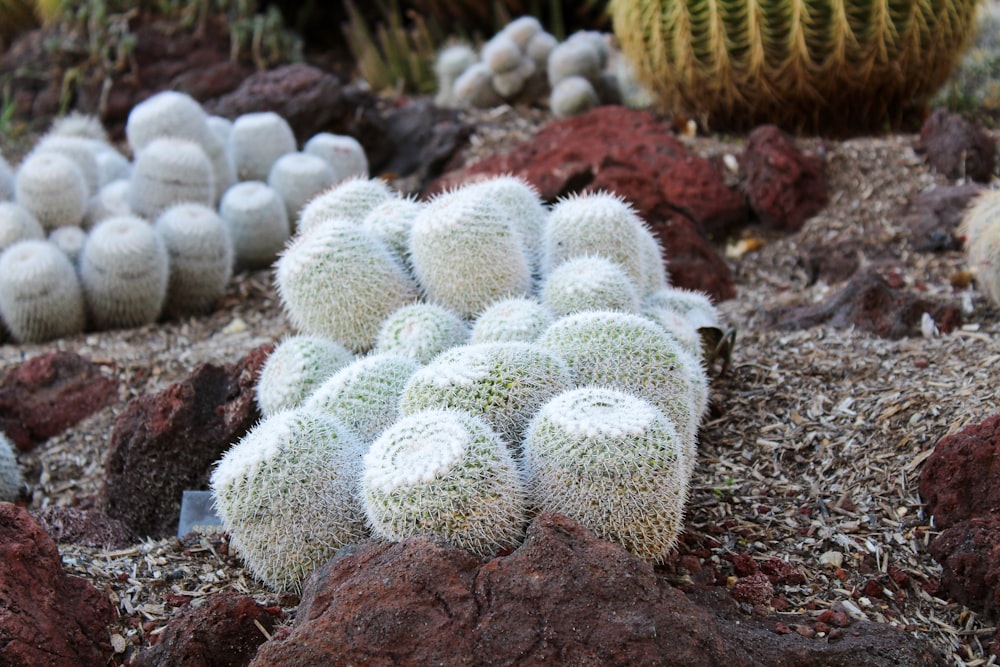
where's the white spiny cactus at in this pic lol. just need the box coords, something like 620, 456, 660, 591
434, 44, 479, 106
0, 240, 86, 343
31, 134, 101, 195
360, 195, 424, 270
83, 179, 132, 231
0, 202, 45, 253
550, 75, 600, 118
128, 137, 215, 220
470, 297, 555, 344
375, 302, 469, 364
267, 152, 335, 229
452, 63, 504, 108
218, 181, 290, 270
643, 287, 720, 330
15, 152, 88, 230
303, 133, 369, 183
48, 225, 87, 264
229, 111, 297, 182
297, 177, 395, 234
255, 335, 355, 418
540, 256, 641, 316
48, 111, 109, 143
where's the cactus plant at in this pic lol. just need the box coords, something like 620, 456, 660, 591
0, 240, 86, 343
218, 181, 290, 270
83, 179, 132, 231
94, 146, 132, 188
298, 177, 396, 234
434, 43, 479, 106
15, 151, 89, 230
360, 195, 424, 270
452, 62, 504, 108
303, 133, 370, 183
641, 306, 703, 357
361, 408, 529, 557
128, 137, 215, 220
211, 407, 369, 592
0, 202, 45, 253
609, 0, 982, 133
458, 175, 547, 274
409, 188, 532, 318
375, 302, 469, 364
275, 218, 418, 352
267, 152, 336, 229
522, 385, 689, 562
31, 134, 100, 195
470, 297, 555, 344
229, 111, 297, 182
550, 75, 600, 118
643, 287, 720, 330
547, 38, 602, 87
153, 203, 235, 318
255, 335, 355, 418
79, 215, 169, 330
305, 352, 419, 444
400, 341, 573, 448
48, 111, 109, 143
959, 189, 1000, 306
48, 226, 87, 265
206, 115, 233, 146
636, 223, 669, 295
0, 431, 24, 502
540, 255, 641, 316
502, 15, 543, 49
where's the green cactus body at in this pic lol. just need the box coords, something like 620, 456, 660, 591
79, 215, 169, 330
0, 432, 24, 502
305, 352, 419, 444
375, 302, 469, 364
268, 152, 336, 230
400, 341, 572, 449
542, 192, 645, 287
303, 133, 369, 183
458, 176, 547, 275
470, 297, 555, 344
255, 334, 355, 418
550, 75, 600, 118
297, 177, 395, 235
31, 135, 100, 195
434, 44, 479, 106
0, 202, 45, 253
83, 179, 132, 231
128, 137, 215, 220
153, 203, 235, 318
960, 189, 1000, 306
218, 181, 290, 270
15, 152, 88, 230
275, 218, 418, 352
0, 153, 14, 201
409, 189, 532, 318
643, 287, 720, 330
0, 240, 86, 343
211, 407, 369, 592
522, 385, 689, 562
361, 408, 529, 557
361, 196, 424, 270
452, 63, 504, 108
541, 256, 641, 316
229, 111, 297, 182
547, 39, 602, 87
48, 226, 87, 265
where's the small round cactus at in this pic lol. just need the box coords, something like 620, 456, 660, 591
0, 240, 86, 343
960, 189, 1000, 306
48, 225, 87, 264
15, 151, 88, 230
94, 146, 132, 188
501, 15, 543, 50
267, 152, 336, 229
48, 111, 109, 143
452, 62, 504, 108
641, 306, 703, 358
305, 352, 419, 444
540, 256, 641, 316
361, 408, 529, 557
360, 195, 424, 269
128, 137, 215, 220
400, 341, 573, 448
470, 297, 555, 344
211, 407, 369, 592
434, 43, 479, 106
0, 202, 45, 253
409, 188, 532, 318
275, 218, 418, 352
482, 34, 523, 74
153, 203, 235, 318
492, 59, 536, 99
522, 386, 689, 562
83, 179, 132, 231
303, 133, 369, 183
206, 115, 233, 146
0, 431, 24, 502
126, 90, 214, 152
636, 224, 669, 295
550, 75, 600, 118
218, 181, 290, 270
547, 39, 602, 87
643, 287, 720, 330
459, 175, 547, 273
255, 335, 355, 418
31, 134, 100, 195
229, 111, 297, 182
525, 30, 558, 69
375, 302, 469, 364
79, 215, 169, 330
297, 177, 395, 234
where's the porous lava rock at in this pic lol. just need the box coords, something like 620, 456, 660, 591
0, 351, 119, 452
0, 502, 115, 667
99, 344, 271, 538
741, 125, 828, 232
130, 591, 282, 667
766, 269, 962, 339
905, 184, 984, 252
427, 106, 745, 301
916, 109, 997, 183
928, 516, 1000, 618
920, 415, 1000, 530
249, 513, 942, 667
30, 505, 135, 549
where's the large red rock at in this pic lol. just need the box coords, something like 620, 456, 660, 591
916, 109, 996, 183
0, 502, 115, 667
928, 516, 1000, 618
250, 513, 942, 667
427, 106, 745, 302
30, 505, 135, 549
0, 351, 119, 452
130, 591, 282, 667
741, 125, 828, 232
99, 344, 271, 538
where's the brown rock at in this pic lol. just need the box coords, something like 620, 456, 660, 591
916, 109, 997, 183
732, 572, 775, 607
905, 184, 984, 252
766, 269, 962, 339
30, 505, 135, 549
919, 414, 1000, 530
250, 513, 942, 667
801, 235, 864, 285
760, 558, 806, 586
99, 344, 271, 538
0, 502, 115, 667
130, 591, 282, 667
741, 125, 828, 232
0, 351, 118, 452
928, 516, 1000, 617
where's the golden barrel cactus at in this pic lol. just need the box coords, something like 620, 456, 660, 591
610, 0, 984, 133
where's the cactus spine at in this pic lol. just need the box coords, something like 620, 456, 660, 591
0, 240, 86, 343
255, 335, 355, 418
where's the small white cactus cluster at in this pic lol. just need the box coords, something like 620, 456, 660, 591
0, 91, 371, 344
435, 16, 652, 118
959, 188, 1000, 307
211, 175, 723, 592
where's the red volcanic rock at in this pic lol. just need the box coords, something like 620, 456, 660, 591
0, 502, 115, 667
760, 558, 806, 586
0, 351, 118, 452
731, 573, 775, 607
30, 505, 135, 549
250, 513, 942, 667
919, 414, 1000, 530
99, 344, 271, 538
928, 516, 1000, 617
916, 109, 996, 183
131, 591, 282, 667
741, 125, 828, 232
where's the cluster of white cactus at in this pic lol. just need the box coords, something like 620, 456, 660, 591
212, 174, 723, 592
0, 92, 370, 344
959, 188, 1000, 307
435, 16, 652, 118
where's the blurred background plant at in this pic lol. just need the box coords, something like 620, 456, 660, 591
934, 0, 1000, 124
